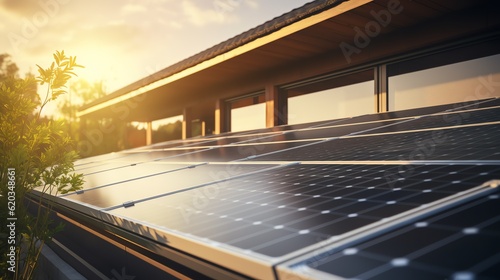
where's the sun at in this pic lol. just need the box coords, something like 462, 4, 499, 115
73, 46, 118, 90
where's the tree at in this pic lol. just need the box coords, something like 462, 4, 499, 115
57, 78, 107, 147
58, 79, 106, 122
55, 79, 132, 157
153, 120, 182, 142
0, 51, 84, 279
0, 54, 20, 80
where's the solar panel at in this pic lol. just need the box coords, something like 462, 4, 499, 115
152, 140, 319, 162
61, 163, 280, 210
130, 138, 209, 150
73, 161, 137, 174
235, 120, 404, 144
314, 98, 498, 127
43, 97, 500, 279
355, 107, 500, 135
250, 123, 500, 161
73, 151, 136, 166
98, 163, 500, 279
70, 162, 198, 192
278, 182, 499, 280
176, 132, 285, 148
452, 97, 500, 111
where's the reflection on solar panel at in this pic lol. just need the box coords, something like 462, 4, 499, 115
39, 98, 500, 279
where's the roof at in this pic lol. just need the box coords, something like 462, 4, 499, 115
80, 0, 347, 111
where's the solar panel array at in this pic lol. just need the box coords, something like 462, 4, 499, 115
36, 98, 500, 279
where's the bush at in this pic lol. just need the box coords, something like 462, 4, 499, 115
0, 51, 84, 279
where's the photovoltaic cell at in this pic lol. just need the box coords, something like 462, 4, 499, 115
118, 115, 352, 152
356, 107, 500, 135
227, 118, 347, 135
139, 120, 344, 151
281, 187, 500, 280
66, 162, 195, 192
62, 163, 278, 209
310, 98, 499, 129
108, 149, 212, 162
314, 100, 478, 127
73, 152, 138, 166
453, 97, 500, 111
103, 164, 500, 261
174, 132, 284, 148
156, 140, 318, 162
236, 120, 403, 144
130, 138, 208, 150
251, 123, 500, 161
72, 161, 137, 175
224, 105, 500, 146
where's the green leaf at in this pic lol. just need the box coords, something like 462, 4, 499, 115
53, 53, 60, 66
36, 64, 45, 76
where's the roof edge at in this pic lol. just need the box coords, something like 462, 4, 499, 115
79, 0, 348, 112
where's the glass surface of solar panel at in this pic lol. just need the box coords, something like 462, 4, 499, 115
236, 118, 347, 134
454, 97, 500, 111
73, 152, 138, 166
63, 163, 278, 209
251, 123, 500, 161
236, 102, 500, 146
281, 188, 500, 280
312, 98, 498, 128
104, 164, 500, 261
157, 140, 318, 162
356, 107, 500, 135
318, 102, 465, 127
111, 149, 214, 162
130, 139, 202, 150
72, 161, 137, 175
237, 120, 403, 144
174, 132, 284, 148
68, 162, 195, 192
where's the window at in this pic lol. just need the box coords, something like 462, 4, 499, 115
151, 115, 182, 143
228, 93, 266, 132
389, 54, 500, 110
283, 69, 374, 124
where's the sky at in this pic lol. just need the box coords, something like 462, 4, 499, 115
1, 0, 312, 97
